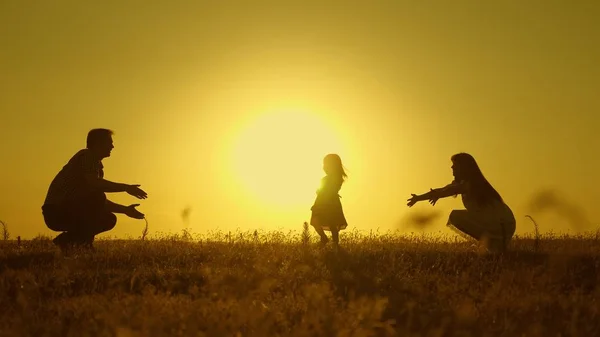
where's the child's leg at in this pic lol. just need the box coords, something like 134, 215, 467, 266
331, 229, 339, 245
310, 216, 329, 243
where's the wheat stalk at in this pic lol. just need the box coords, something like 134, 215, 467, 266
525, 215, 540, 252
0, 220, 9, 241
302, 221, 310, 246
141, 218, 149, 241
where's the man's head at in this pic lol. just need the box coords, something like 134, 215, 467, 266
86, 128, 114, 159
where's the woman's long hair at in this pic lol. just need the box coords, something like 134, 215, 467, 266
324, 153, 348, 182
451, 153, 503, 206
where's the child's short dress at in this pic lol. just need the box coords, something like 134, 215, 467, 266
310, 175, 348, 232
447, 191, 516, 251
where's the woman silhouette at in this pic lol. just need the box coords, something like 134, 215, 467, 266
407, 153, 516, 252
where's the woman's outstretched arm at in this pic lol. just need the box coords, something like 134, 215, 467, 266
407, 182, 466, 207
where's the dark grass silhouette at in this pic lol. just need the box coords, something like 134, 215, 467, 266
0, 230, 599, 336
0, 219, 9, 241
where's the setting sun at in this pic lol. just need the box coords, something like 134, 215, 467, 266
229, 110, 345, 208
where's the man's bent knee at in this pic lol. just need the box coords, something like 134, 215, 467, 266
105, 213, 117, 231
95, 212, 117, 234
42, 205, 72, 232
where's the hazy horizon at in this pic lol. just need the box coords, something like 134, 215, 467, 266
1, 1, 599, 239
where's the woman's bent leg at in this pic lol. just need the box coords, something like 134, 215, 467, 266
448, 210, 515, 252
447, 210, 487, 241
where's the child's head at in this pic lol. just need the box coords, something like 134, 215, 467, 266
323, 153, 347, 180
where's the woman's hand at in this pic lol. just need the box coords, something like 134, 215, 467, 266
428, 196, 440, 206
427, 188, 440, 206
407, 194, 421, 207
408, 189, 441, 207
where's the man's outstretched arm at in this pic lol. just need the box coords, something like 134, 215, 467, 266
105, 199, 129, 213
85, 174, 147, 199
106, 199, 145, 219
86, 174, 128, 192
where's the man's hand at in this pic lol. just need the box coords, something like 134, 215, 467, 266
126, 184, 147, 199
124, 204, 145, 219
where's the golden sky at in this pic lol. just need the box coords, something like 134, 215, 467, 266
1, 1, 599, 239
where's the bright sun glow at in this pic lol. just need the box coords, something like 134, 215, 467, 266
230, 110, 345, 208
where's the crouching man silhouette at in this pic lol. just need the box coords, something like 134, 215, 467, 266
42, 129, 147, 252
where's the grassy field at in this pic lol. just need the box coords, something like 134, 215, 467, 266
1, 229, 599, 337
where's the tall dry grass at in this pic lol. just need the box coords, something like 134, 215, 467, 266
0, 229, 599, 336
